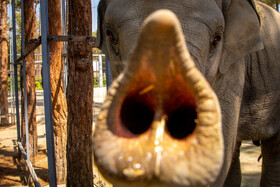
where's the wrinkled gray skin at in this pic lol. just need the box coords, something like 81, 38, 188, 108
96, 0, 280, 186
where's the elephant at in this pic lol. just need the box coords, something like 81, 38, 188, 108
93, 0, 280, 186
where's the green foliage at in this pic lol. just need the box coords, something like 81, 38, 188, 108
14, 0, 21, 9
35, 77, 43, 90
94, 76, 106, 87
92, 31, 97, 37
7, 0, 41, 59
8, 77, 20, 92
258, 0, 279, 10
259, 0, 275, 6
92, 31, 102, 54
35, 81, 41, 88
8, 76, 43, 91
7, 7, 22, 57
93, 47, 102, 54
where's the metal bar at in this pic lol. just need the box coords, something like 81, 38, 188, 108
15, 35, 95, 50
105, 57, 112, 89
8, 0, 15, 125
40, 0, 57, 186
61, 0, 68, 92
18, 142, 41, 187
48, 35, 96, 44
98, 55, 103, 88
14, 39, 41, 65
12, 0, 20, 143
13, 35, 96, 66
25, 35, 96, 43
21, 0, 31, 165
25, 37, 41, 44
61, 0, 66, 34
93, 54, 105, 56
0, 113, 16, 118
0, 70, 13, 73
62, 53, 105, 57
12, 35, 95, 66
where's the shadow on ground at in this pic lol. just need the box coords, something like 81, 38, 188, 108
0, 146, 49, 186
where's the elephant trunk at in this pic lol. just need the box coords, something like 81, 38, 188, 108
93, 10, 224, 187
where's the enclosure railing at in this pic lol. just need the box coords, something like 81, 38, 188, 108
9, 0, 112, 185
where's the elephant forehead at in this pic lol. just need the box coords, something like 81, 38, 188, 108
105, 0, 224, 33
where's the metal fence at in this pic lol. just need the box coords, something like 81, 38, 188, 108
5, 0, 112, 186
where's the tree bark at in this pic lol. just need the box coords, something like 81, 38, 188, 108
0, 0, 8, 126
276, 0, 279, 12
22, 0, 37, 157
66, 0, 93, 186
48, 0, 68, 184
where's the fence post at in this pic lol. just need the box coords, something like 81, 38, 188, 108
98, 55, 103, 88
40, 0, 57, 186
11, 0, 21, 143
105, 57, 112, 89
21, 0, 31, 165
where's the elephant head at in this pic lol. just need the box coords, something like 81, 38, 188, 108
95, 0, 262, 81
93, 0, 264, 186
94, 10, 223, 186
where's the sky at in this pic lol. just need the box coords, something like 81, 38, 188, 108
7, 0, 100, 32
92, 0, 100, 32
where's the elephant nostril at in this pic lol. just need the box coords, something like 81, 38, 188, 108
166, 104, 197, 139
163, 78, 197, 140
120, 93, 155, 136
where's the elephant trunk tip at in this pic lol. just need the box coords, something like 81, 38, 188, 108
93, 9, 223, 187
143, 9, 180, 33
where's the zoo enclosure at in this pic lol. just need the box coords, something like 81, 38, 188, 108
7, 0, 111, 186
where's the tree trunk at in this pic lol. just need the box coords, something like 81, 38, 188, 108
48, 0, 67, 184
21, 0, 37, 157
66, 0, 93, 186
0, 0, 8, 127
276, 0, 279, 12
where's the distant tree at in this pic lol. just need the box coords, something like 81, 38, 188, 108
259, 0, 279, 11
92, 31, 102, 54
21, 0, 37, 157
66, 0, 94, 185
0, 0, 9, 126
48, 0, 68, 183
259, 0, 274, 6
7, 1, 22, 55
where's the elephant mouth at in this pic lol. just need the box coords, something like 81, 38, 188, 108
93, 10, 223, 187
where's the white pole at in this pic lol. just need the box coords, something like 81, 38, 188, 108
98, 54, 103, 88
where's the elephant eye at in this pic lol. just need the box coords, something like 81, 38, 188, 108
106, 29, 120, 56
212, 34, 222, 47
106, 30, 115, 41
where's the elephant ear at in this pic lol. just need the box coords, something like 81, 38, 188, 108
219, 0, 263, 74
95, 0, 107, 49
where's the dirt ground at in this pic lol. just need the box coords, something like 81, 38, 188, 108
0, 90, 262, 186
